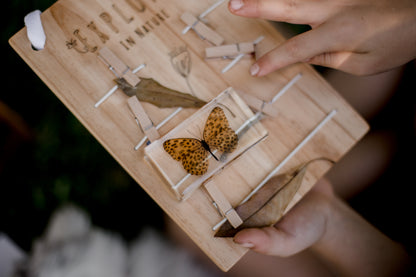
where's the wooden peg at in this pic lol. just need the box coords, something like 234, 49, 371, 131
237, 90, 278, 117
254, 38, 271, 60
98, 47, 141, 87
127, 96, 160, 143
180, 12, 224, 46
205, 42, 255, 58
205, 181, 243, 228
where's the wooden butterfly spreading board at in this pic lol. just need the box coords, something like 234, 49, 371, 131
9, 0, 369, 271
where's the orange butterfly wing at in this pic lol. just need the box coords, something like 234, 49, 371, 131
203, 107, 238, 153
163, 138, 209, 175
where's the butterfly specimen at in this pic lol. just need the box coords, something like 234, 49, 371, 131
163, 107, 238, 175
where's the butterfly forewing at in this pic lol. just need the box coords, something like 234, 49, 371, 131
203, 107, 238, 153
163, 138, 202, 161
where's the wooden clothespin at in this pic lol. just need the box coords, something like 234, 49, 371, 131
236, 73, 303, 117
95, 47, 145, 108
98, 47, 141, 87
211, 36, 264, 73
253, 37, 271, 61
127, 96, 160, 143
180, 0, 225, 46
237, 90, 278, 117
205, 42, 255, 59
181, 12, 224, 46
205, 181, 243, 229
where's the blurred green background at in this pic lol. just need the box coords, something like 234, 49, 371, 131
1, 0, 415, 261
1, 0, 164, 252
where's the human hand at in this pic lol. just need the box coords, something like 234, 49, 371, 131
233, 177, 410, 276
229, 0, 416, 76
233, 178, 334, 256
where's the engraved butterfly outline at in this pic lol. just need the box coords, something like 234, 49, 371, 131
163, 106, 238, 176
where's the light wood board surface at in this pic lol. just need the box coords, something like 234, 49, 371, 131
9, 0, 368, 271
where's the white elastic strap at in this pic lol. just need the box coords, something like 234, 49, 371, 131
24, 10, 46, 50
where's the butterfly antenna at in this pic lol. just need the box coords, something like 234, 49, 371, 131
209, 149, 219, 161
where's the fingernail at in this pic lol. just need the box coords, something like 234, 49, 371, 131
250, 63, 260, 76
230, 0, 244, 11
238, 242, 254, 248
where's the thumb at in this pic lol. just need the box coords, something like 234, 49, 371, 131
233, 181, 331, 256
234, 227, 298, 257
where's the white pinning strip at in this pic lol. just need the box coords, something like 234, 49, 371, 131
235, 111, 263, 135
212, 109, 337, 231
221, 53, 244, 73
24, 10, 46, 50
271, 73, 302, 104
182, 0, 226, 34
135, 107, 183, 150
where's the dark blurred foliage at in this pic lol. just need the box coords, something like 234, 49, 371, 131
1, 0, 163, 252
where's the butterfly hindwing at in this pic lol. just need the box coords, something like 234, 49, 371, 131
182, 146, 209, 175
163, 138, 209, 175
203, 107, 238, 153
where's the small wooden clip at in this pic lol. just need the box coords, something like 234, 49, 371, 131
181, 0, 225, 46
98, 47, 140, 87
237, 90, 278, 117
181, 12, 224, 45
205, 181, 243, 228
205, 42, 254, 59
181, 12, 224, 46
127, 96, 160, 143
236, 73, 303, 117
215, 36, 264, 73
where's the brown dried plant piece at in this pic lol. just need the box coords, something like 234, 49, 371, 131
115, 77, 206, 108
215, 157, 334, 237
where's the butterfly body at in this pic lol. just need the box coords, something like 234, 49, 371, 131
200, 139, 219, 161
163, 107, 238, 175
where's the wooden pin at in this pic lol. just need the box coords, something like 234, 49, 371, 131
235, 73, 303, 117
95, 64, 145, 108
127, 96, 160, 143
205, 181, 243, 228
180, 12, 224, 46
98, 47, 140, 87
217, 36, 264, 73
205, 42, 254, 59
237, 90, 278, 117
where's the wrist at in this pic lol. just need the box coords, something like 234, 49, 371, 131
309, 190, 410, 276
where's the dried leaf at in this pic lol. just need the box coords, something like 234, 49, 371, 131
215, 157, 334, 237
115, 77, 206, 108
